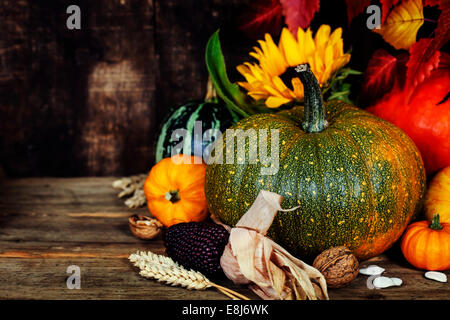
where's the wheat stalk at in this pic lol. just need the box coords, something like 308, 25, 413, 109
112, 174, 147, 208
129, 251, 250, 300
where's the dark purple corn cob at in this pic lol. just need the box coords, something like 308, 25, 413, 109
163, 221, 230, 278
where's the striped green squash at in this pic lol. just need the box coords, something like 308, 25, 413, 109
155, 80, 239, 163
205, 64, 426, 260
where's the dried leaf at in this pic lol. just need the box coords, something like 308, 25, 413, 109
345, 0, 373, 25
360, 49, 399, 105
380, 0, 400, 22
424, 0, 441, 7
406, 38, 441, 92
279, 0, 320, 35
374, 0, 424, 50
239, 0, 283, 38
424, 0, 450, 60
220, 190, 328, 300
406, 0, 450, 74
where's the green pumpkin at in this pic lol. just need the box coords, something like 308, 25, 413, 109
205, 64, 426, 260
155, 79, 239, 163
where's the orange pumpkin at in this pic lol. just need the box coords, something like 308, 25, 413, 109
425, 167, 450, 224
144, 154, 209, 227
367, 68, 450, 175
400, 214, 450, 271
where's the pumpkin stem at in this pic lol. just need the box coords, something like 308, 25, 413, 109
165, 190, 180, 203
295, 64, 328, 133
204, 76, 219, 103
430, 214, 443, 230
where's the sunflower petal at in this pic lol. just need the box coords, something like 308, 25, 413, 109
263, 83, 284, 97
296, 27, 306, 63
279, 28, 302, 66
237, 24, 351, 108
291, 77, 304, 99
236, 65, 258, 84
272, 76, 295, 99
266, 96, 291, 108
303, 28, 315, 58
315, 25, 331, 53
264, 33, 288, 75
324, 45, 334, 71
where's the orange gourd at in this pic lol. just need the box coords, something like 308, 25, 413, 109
424, 167, 450, 224
144, 154, 209, 227
400, 214, 450, 271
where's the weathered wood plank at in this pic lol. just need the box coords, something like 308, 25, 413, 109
0, 248, 446, 300
0, 258, 244, 300
0, 178, 448, 300
0, 177, 149, 243
0, 1, 253, 177
336, 254, 450, 300
0, 241, 259, 300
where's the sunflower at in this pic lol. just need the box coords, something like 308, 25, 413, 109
237, 25, 351, 108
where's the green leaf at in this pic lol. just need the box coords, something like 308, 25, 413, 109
205, 30, 251, 118
324, 67, 361, 105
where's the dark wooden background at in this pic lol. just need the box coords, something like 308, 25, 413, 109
1, 0, 416, 177
0, 0, 254, 177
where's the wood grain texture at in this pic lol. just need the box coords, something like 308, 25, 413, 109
0, 0, 389, 178
0, 0, 252, 177
0, 177, 448, 300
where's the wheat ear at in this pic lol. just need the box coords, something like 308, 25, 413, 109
129, 251, 250, 300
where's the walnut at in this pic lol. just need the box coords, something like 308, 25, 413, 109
313, 246, 359, 288
128, 214, 163, 240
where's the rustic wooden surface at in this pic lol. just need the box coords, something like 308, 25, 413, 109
0, 177, 448, 300
0, 0, 392, 178
0, 0, 254, 177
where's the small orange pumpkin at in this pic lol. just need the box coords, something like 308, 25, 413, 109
144, 154, 209, 227
400, 214, 450, 271
425, 167, 450, 223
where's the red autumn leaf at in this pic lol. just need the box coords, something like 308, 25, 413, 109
360, 49, 400, 106
380, 0, 400, 22
424, 0, 441, 7
426, 0, 450, 61
402, 0, 448, 78
239, 0, 283, 38
345, 0, 372, 25
402, 1, 448, 101
438, 52, 450, 69
406, 38, 441, 101
279, 0, 320, 35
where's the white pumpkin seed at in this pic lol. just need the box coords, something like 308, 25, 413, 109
390, 277, 403, 286
359, 265, 385, 276
372, 276, 402, 288
424, 271, 447, 283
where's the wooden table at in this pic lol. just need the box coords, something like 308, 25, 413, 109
0, 178, 448, 300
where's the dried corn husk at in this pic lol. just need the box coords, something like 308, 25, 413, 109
219, 190, 329, 300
